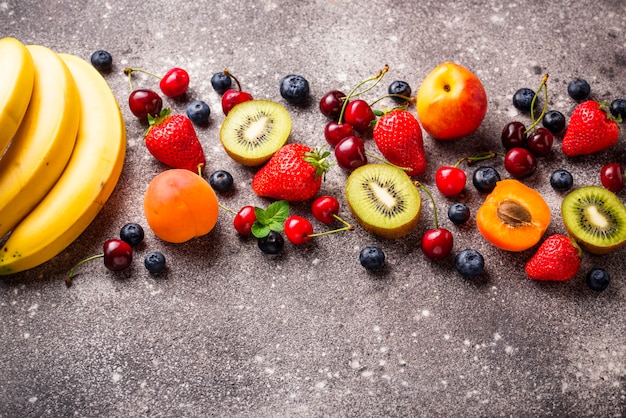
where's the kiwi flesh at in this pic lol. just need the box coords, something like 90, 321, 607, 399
220, 100, 292, 166
561, 185, 626, 254
345, 164, 421, 239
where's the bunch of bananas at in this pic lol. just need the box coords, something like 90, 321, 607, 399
0, 37, 127, 275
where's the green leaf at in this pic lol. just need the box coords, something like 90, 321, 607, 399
264, 200, 290, 223
251, 223, 270, 239
250, 200, 290, 238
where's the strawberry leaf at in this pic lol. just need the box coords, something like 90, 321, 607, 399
251, 200, 290, 238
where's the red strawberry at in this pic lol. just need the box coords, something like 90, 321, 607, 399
144, 108, 206, 173
252, 143, 330, 202
525, 234, 582, 281
373, 109, 426, 176
561, 100, 620, 157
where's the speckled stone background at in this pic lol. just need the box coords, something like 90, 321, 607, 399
1, 0, 625, 416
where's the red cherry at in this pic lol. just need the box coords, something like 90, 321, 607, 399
103, 239, 133, 271
284, 215, 314, 245
324, 121, 355, 147
311, 196, 340, 224
319, 90, 347, 120
600, 163, 625, 193
233, 205, 257, 235
128, 89, 163, 120
504, 147, 537, 179
421, 228, 454, 260
526, 127, 553, 157
222, 89, 253, 115
435, 166, 467, 197
159, 67, 190, 97
334, 136, 367, 171
344, 99, 375, 133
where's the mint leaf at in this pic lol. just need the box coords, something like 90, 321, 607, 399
251, 223, 270, 239
250, 200, 290, 239
265, 200, 290, 221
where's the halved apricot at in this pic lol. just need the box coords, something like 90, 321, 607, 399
144, 169, 219, 243
476, 179, 550, 252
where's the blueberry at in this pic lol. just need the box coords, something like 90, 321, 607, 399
550, 169, 574, 192
512, 88, 536, 112
120, 222, 144, 247
186, 100, 211, 125
448, 203, 470, 225
359, 246, 385, 271
258, 230, 284, 254
388, 80, 412, 102
144, 251, 166, 275
586, 267, 610, 291
567, 79, 591, 101
454, 249, 484, 279
472, 166, 501, 193
90, 50, 113, 73
279, 74, 310, 104
609, 98, 626, 120
211, 72, 232, 94
542, 110, 566, 134
208, 170, 234, 194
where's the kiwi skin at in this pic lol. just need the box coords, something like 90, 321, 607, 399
345, 164, 421, 239
561, 185, 626, 255
219, 100, 292, 166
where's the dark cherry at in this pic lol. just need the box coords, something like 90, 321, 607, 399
66, 239, 133, 287
526, 127, 553, 157
334, 136, 367, 171
319, 90, 347, 120
501, 121, 527, 150
128, 89, 163, 120
344, 99, 376, 133
600, 163, 625, 193
504, 147, 537, 179
324, 120, 355, 147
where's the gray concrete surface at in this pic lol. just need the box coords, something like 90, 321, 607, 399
1, 0, 625, 416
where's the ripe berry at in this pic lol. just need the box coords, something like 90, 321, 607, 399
512, 88, 536, 112
90, 50, 112, 72
550, 169, 574, 192
344, 99, 375, 133
435, 166, 466, 197
567, 79, 590, 101
421, 228, 454, 260
526, 127, 553, 157
501, 121, 527, 150
359, 246, 385, 271
128, 89, 163, 120
233, 206, 256, 235
472, 166, 501, 193
211, 72, 232, 94
120, 222, 145, 247
448, 203, 470, 225
186, 100, 211, 125
324, 121, 354, 147
209, 170, 234, 194
66, 239, 133, 287
319, 90, 347, 120
610, 98, 626, 119
144, 251, 166, 275
600, 163, 625, 193
388, 80, 412, 102
284, 215, 313, 245
311, 196, 340, 224
454, 249, 484, 279
160, 67, 190, 97
279, 74, 310, 104
258, 230, 284, 254
585, 267, 610, 292
222, 89, 253, 115
542, 110, 566, 134
334, 136, 367, 171
504, 147, 537, 179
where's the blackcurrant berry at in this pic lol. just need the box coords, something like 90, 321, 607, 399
610, 98, 626, 119
542, 110, 566, 134
472, 166, 501, 193
388, 80, 412, 102
90, 50, 113, 72
145, 251, 167, 275
279, 74, 310, 104
211, 72, 232, 94
567, 79, 591, 101
512, 88, 536, 112
120, 222, 145, 247
585, 267, 610, 291
208, 170, 234, 194
550, 169, 574, 192
448, 203, 470, 225
359, 246, 385, 271
186, 100, 211, 125
258, 230, 284, 255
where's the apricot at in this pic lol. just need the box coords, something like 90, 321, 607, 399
476, 179, 550, 252
144, 169, 219, 243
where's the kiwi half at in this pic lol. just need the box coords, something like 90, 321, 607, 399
345, 164, 421, 239
219, 100, 292, 166
561, 185, 626, 254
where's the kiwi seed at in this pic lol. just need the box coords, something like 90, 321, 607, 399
345, 164, 421, 239
219, 100, 292, 166
561, 185, 626, 254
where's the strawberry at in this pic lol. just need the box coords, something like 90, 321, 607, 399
525, 234, 582, 281
144, 108, 206, 173
373, 109, 426, 176
561, 100, 620, 157
252, 143, 330, 202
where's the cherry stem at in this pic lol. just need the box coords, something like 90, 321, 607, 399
337, 65, 389, 124
365, 152, 413, 172
369, 94, 415, 107
223, 69, 242, 91
124, 67, 162, 81
415, 182, 439, 230
524, 73, 549, 135
218, 202, 237, 215
306, 216, 355, 238
66, 253, 104, 287
453, 151, 498, 168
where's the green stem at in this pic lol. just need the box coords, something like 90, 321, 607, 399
416, 182, 439, 229
306, 219, 354, 238
66, 253, 104, 287
124, 67, 162, 80
337, 65, 389, 124
223, 69, 242, 91
369, 94, 414, 107
218, 202, 237, 215
453, 151, 498, 168
524, 74, 549, 135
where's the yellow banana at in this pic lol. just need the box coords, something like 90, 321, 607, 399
0, 53, 127, 275
0, 44, 80, 238
0, 37, 35, 155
